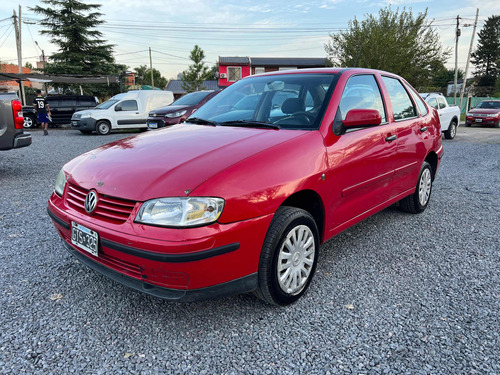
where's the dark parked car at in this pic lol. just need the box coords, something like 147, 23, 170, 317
23, 95, 98, 128
147, 90, 219, 129
465, 100, 500, 128
0, 92, 31, 150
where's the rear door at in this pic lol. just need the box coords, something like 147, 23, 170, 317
381, 76, 428, 194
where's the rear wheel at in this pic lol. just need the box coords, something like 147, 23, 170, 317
400, 161, 433, 214
96, 120, 111, 135
444, 120, 457, 139
254, 206, 319, 306
23, 114, 37, 128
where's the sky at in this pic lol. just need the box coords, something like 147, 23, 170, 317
0, 0, 498, 80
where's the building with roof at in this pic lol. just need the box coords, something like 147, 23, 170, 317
218, 56, 328, 87
165, 80, 221, 99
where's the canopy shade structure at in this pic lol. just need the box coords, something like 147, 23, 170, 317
0, 73, 119, 84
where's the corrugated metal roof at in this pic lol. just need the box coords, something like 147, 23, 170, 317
219, 56, 250, 65
165, 80, 221, 94
250, 57, 327, 67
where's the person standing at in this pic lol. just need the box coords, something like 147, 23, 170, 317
33, 89, 51, 135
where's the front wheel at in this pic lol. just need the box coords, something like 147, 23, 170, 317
96, 120, 111, 135
400, 161, 433, 214
254, 207, 319, 306
444, 120, 457, 139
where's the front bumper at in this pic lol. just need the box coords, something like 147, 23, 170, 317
147, 116, 183, 129
47, 193, 272, 302
71, 118, 97, 131
465, 117, 500, 126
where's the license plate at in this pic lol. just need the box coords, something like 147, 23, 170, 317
71, 222, 99, 257
475, 119, 482, 123
148, 121, 158, 129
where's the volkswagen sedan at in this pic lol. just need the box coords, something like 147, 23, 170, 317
48, 68, 443, 305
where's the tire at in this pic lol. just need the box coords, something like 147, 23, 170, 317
23, 115, 37, 128
400, 161, 433, 214
79, 130, 92, 135
444, 119, 457, 139
254, 206, 319, 306
96, 120, 111, 135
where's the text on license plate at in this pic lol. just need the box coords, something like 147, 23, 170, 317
475, 119, 482, 123
148, 121, 158, 129
71, 222, 99, 257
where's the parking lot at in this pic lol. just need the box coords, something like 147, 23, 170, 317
1, 126, 499, 374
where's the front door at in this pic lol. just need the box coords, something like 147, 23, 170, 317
326, 74, 396, 233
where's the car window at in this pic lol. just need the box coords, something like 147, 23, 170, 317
477, 101, 500, 109
234, 94, 262, 110
408, 89, 428, 116
61, 97, 76, 107
47, 98, 60, 107
382, 76, 417, 121
190, 73, 338, 130
117, 100, 138, 111
78, 97, 96, 107
339, 75, 386, 122
173, 91, 212, 106
427, 98, 438, 110
437, 97, 447, 109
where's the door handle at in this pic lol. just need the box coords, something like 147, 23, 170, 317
385, 135, 397, 142
420, 127, 428, 132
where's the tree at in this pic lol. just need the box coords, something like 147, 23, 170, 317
325, 7, 450, 88
30, 0, 123, 96
25, 62, 34, 70
471, 15, 500, 88
133, 65, 167, 89
426, 60, 464, 93
181, 45, 212, 92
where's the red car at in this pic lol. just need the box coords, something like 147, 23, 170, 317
465, 100, 500, 128
48, 68, 443, 305
147, 90, 219, 129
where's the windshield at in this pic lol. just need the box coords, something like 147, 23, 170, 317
476, 101, 500, 109
95, 99, 119, 109
189, 73, 338, 130
173, 91, 212, 106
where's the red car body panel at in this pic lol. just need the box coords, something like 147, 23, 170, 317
48, 68, 443, 301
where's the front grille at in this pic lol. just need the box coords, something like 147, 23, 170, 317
66, 183, 136, 224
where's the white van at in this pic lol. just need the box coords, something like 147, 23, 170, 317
70, 90, 174, 135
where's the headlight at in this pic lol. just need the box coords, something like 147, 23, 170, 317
135, 197, 224, 227
54, 168, 67, 197
485, 113, 499, 117
165, 110, 187, 118
81, 113, 92, 118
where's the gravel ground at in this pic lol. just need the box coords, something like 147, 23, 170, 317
0, 127, 499, 374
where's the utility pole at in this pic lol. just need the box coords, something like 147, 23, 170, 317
459, 9, 479, 112
149, 47, 154, 89
13, 6, 26, 105
453, 15, 461, 105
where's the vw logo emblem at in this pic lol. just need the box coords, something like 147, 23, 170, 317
84, 191, 98, 213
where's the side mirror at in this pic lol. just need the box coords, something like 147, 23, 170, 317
115, 105, 122, 112
343, 109, 381, 128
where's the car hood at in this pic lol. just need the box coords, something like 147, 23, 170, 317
468, 108, 500, 115
65, 124, 307, 201
149, 105, 191, 116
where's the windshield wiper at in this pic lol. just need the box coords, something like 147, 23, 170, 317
186, 117, 218, 126
219, 120, 280, 129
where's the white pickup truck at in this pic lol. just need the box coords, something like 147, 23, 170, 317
420, 93, 461, 140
